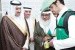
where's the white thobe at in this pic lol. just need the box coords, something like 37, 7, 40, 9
53, 6, 75, 50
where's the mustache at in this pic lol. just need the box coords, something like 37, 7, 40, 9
17, 12, 21, 13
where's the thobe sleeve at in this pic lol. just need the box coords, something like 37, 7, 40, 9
30, 27, 34, 39
23, 35, 29, 49
29, 19, 35, 39
53, 15, 75, 50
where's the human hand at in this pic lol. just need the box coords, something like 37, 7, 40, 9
49, 39, 54, 47
43, 36, 50, 41
30, 38, 34, 42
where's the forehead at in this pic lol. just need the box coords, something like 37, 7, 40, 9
15, 6, 21, 9
24, 9, 31, 12
41, 13, 50, 16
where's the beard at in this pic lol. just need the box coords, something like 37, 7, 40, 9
40, 18, 50, 26
39, 18, 51, 33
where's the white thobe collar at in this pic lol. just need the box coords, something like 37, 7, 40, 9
26, 17, 31, 22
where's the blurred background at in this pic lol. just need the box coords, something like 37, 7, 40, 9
0, 0, 75, 21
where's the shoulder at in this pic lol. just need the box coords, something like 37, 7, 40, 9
69, 15, 75, 20
0, 16, 9, 24
1, 16, 8, 21
68, 15, 75, 23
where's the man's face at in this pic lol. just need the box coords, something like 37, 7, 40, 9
15, 6, 21, 16
50, 4, 58, 16
41, 13, 50, 21
24, 10, 31, 18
